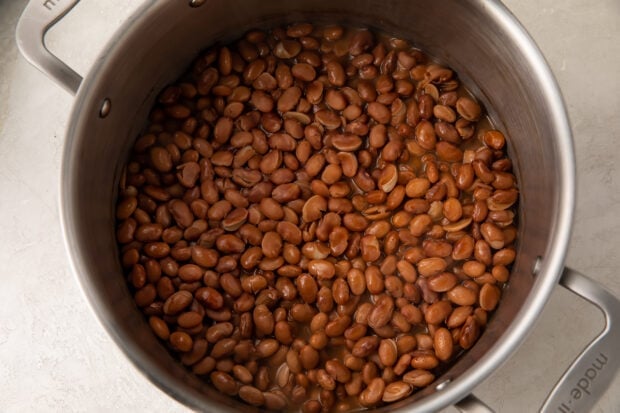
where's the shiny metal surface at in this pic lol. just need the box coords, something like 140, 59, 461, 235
15, 0, 82, 94
541, 268, 620, 413
17, 0, 581, 411
454, 394, 494, 413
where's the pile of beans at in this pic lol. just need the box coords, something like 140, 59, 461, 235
115, 23, 519, 412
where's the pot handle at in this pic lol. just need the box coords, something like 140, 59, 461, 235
540, 267, 620, 412
15, 0, 82, 94
455, 267, 620, 413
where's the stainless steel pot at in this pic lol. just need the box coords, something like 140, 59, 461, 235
16, 1, 620, 412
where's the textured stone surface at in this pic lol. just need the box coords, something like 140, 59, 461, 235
0, 1, 618, 412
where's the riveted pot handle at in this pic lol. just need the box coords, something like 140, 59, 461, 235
540, 267, 620, 412
15, 0, 83, 94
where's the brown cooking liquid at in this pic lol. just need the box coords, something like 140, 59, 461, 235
117, 23, 517, 413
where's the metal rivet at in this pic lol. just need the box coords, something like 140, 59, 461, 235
99, 98, 111, 118
436, 379, 451, 391
189, 0, 206, 7
532, 256, 543, 276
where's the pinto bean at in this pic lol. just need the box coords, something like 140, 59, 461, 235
119, 23, 519, 411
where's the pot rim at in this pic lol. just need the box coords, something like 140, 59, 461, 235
59, 0, 575, 411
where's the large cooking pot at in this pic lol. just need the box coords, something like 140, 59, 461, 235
15, 0, 620, 412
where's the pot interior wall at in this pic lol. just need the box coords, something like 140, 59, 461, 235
63, 0, 567, 411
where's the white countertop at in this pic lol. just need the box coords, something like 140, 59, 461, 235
1, 1, 619, 412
